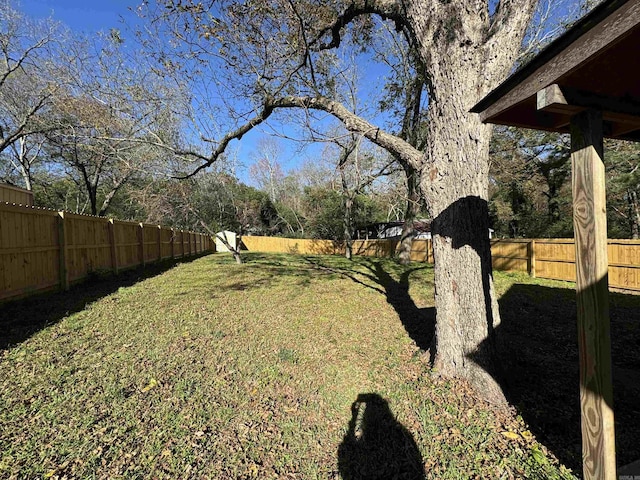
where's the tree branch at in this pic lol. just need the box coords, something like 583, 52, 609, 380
178, 93, 422, 179
271, 95, 422, 171
484, 0, 538, 74
175, 102, 275, 178
311, 0, 412, 51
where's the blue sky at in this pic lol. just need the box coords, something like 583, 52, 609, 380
19, 0, 336, 184
20, 0, 135, 33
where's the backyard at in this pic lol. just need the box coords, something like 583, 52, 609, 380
1, 252, 639, 478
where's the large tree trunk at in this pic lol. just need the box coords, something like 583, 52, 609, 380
16, 138, 33, 191
406, 0, 535, 403
18, 163, 32, 191
425, 115, 504, 403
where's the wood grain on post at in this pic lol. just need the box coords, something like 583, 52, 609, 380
528, 240, 536, 277
157, 225, 162, 262
570, 109, 616, 480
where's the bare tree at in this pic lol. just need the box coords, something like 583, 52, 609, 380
0, 2, 68, 187
249, 137, 285, 204
330, 135, 396, 259
42, 30, 181, 216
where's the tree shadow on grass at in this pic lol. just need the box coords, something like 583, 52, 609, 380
0, 255, 205, 351
473, 283, 640, 473
211, 252, 318, 292
338, 393, 426, 480
302, 256, 435, 352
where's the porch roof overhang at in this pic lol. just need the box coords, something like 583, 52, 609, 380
470, 0, 640, 140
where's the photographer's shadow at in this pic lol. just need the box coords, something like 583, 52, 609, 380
338, 393, 425, 480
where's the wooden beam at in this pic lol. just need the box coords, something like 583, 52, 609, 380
609, 120, 640, 137
157, 225, 162, 262
528, 240, 536, 277
537, 84, 576, 115
538, 84, 640, 119
138, 223, 145, 267
570, 109, 616, 480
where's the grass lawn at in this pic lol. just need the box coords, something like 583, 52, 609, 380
1, 252, 638, 478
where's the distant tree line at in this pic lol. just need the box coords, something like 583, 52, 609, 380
490, 127, 640, 239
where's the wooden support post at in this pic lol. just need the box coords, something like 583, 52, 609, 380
138, 223, 145, 267
108, 219, 118, 275
170, 228, 175, 259
181, 230, 186, 258
57, 212, 69, 291
157, 225, 162, 262
528, 239, 536, 277
570, 109, 616, 480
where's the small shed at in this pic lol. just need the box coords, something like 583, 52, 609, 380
0, 183, 34, 206
471, 0, 640, 478
215, 231, 237, 252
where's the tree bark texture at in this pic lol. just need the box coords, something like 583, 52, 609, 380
405, 0, 536, 403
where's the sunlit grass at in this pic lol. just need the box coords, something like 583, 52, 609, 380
0, 253, 580, 478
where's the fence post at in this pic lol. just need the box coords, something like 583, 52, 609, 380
170, 228, 175, 259
528, 239, 536, 277
57, 211, 69, 291
108, 219, 118, 275
138, 223, 145, 267
157, 225, 162, 262
181, 230, 186, 258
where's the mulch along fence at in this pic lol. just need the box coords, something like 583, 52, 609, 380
242, 235, 640, 293
0, 202, 213, 303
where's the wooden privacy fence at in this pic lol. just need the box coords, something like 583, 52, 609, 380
491, 238, 640, 292
240, 236, 436, 262
242, 235, 640, 292
0, 202, 213, 302
0, 183, 33, 206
